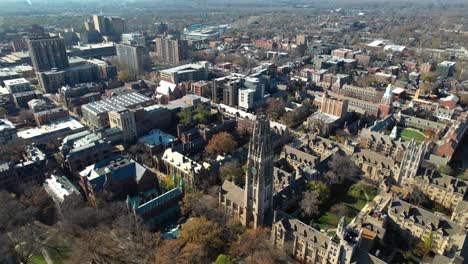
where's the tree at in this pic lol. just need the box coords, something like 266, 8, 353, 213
179, 217, 224, 259
420, 72, 437, 83
438, 165, 454, 175
300, 190, 321, 218
231, 227, 286, 264
205, 132, 238, 156
330, 204, 353, 217
265, 98, 285, 120
17, 109, 33, 124
177, 108, 193, 125
307, 181, 330, 203
215, 254, 234, 264
118, 70, 134, 82
407, 186, 431, 207
349, 181, 368, 200
193, 104, 211, 124
219, 160, 244, 186
177, 105, 212, 126
325, 154, 361, 184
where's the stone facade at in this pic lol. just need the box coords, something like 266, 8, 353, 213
272, 211, 361, 264
219, 114, 274, 228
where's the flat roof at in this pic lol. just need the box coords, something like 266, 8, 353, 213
161, 61, 208, 74
17, 117, 84, 139
139, 129, 177, 146
4, 78, 29, 86
82, 91, 152, 115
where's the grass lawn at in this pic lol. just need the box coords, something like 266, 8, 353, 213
316, 182, 376, 232
400, 128, 426, 142
30, 255, 48, 264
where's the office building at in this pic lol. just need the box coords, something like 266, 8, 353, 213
155, 37, 187, 65
33, 107, 69, 126
81, 91, 153, 128
87, 59, 117, 80
69, 42, 116, 58
13, 91, 40, 108
59, 130, 114, 172
4, 78, 32, 93
122, 33, 146, 46
154, 22, 168, 35
93, 15, 109, 35
17, 117, 85, 142
116, 43, 149, 75
38, 64, 100, 93
27, 36, 69, 72
160, 61, 209, 84
109, 17, 126, 38
59, 83, 103, 114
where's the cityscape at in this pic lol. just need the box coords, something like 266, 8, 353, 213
0, 0, 467, 263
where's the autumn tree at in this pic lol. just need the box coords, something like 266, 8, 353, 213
118, 70, 134, 82
205, 132, 238, 156
230, 227, 287, 264
265, 98, 286, 120
219, 160, 244, 186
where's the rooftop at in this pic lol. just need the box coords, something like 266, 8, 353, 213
162, 148, 204, 174
17, 117, 84, 139
139, 129, 177, 147
82, 91, 152, 115
44, 174, 80, 203
4, 78, 30, 86
0, 119, 15, 131
160, 61, 208, 74
79, 155, 148, 183
60, 130, 110, 157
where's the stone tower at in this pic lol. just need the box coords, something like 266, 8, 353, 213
243, 114, 274, 228
397, 138, 428, 185
379, 84, 393, 119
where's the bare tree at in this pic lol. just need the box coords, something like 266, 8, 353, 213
300, 190, 321, 218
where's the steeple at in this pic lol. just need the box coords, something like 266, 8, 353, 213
379, 84, 394, 118
243, 114, 274, 228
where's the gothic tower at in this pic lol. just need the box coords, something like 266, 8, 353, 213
379, 84, 393, 119
243, 114, 274, 228
397, 138, 428, 186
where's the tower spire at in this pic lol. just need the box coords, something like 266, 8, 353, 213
243, 114, 274, 228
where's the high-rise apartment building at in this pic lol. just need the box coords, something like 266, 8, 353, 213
27, 36, 69, 72
116, 43, 149, 75
155, 37, 187, 65
154, 22, 169, 35
109, 17, 126, 37
93, 15, 109, 35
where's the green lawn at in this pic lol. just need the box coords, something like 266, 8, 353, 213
400, 128, 426, 142
30, 255, 48, 264
316, 182, 375, 232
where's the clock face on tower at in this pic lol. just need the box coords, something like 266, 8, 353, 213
251, 167, 257, 176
